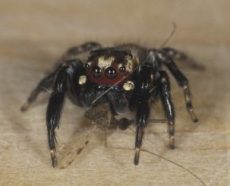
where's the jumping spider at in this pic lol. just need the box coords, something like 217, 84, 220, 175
21, 42, 198, 167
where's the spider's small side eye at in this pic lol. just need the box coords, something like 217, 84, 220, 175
92, 66, 102, 78
85, 63, 91, 68
119, 66, 126, 72
105, 67, 117, 79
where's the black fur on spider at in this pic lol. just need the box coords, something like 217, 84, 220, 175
21, 42, 199, 167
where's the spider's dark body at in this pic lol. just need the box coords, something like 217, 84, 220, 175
22, 42, 198, 167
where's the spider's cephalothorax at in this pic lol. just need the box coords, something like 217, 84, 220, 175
85, 48, 138, 86
21, 42, 199, 167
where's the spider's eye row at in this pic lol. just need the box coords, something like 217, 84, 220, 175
105, 67, 117, 79
92, 66, 102, 78
119, 66, 126, 72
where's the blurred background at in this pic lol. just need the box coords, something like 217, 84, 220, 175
0, 1, 229, 186
0, 0, 229, 45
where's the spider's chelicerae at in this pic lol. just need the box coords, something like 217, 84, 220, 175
21, 42, 199, 167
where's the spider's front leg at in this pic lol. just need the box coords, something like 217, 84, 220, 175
46, 59, 85, 167
159, 71, 176, 149
57, 41, 101, 64
133, 66, 153, 165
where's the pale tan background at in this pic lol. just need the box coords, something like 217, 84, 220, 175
0, 1, 229, 186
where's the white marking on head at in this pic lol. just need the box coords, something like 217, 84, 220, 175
79, 75, 87, 85
126, 58, 134, 72
86, 61, 92, 66
98, 56, 114, 69
125, 55, 139, 72
118, 63, 123, 68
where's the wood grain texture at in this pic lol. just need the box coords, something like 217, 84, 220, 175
0, 1, 229, 186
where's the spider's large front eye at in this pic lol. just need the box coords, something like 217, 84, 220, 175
92, 66, 102, 78
105, 67, 117, 79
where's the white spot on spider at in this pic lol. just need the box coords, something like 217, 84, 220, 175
157, 53, 166, 60
98, 56, 114, 69
123, 81, 135, 91
168, 50, 175, 56
151, 74, 154, 81
126, 59, 133, 72
118, 63, 123, 68
161, 78, 166, 83
79, 75, 87, 85
126, 55, 139, 72
86, 61, 92, 66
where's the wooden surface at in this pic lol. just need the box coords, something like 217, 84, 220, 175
0, 1, 229, 186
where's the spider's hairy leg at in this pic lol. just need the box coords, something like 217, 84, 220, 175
67, 41, 101, 54
161, 47, 204, 70
159, 71, 176, 149
21, 73, 55, 111
63, 41, 102, 59
133, 66, 152, 165
158, 52, 198, 122
46, 59, 84, 167
53, 41, 102, 71
20, 41, 100, 112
